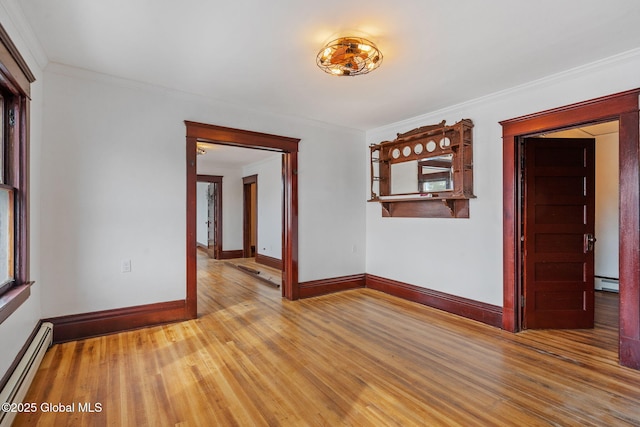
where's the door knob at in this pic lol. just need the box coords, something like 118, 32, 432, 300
585, 233, 596, 252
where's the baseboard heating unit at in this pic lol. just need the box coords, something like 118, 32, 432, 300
595, 276, 619, 293
0, 322, 53, 427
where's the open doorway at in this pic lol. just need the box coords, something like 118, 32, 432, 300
185, 121, 300, 312
196, 175, 223, 259
243, 174, 258, 258
500, 89, 640, 369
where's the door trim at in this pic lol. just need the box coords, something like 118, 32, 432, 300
197, 174, 222, 259
500, 88, 640, 368
186, 121, 300, 315
242, 174, 258, 258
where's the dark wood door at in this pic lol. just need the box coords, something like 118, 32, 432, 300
523, 137, 595, 329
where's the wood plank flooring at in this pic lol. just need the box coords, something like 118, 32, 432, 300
14, 253, 640, 426
222, 256, 282, 288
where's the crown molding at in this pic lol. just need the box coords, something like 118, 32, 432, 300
0, 0, 48, 71
367, 47, 640, 140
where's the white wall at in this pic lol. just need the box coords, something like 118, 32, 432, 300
243, 155, 282, 260
0, 0, 45, 380
366, 48, 640, 306
594, 132, 619, 280
39, 63, 366, 318
196, 182, 209, 246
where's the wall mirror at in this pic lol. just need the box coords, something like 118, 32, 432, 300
369, 119, 475, 218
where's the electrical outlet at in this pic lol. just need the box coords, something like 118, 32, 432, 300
121, 259, 131, 273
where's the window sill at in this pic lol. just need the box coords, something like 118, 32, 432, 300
0, 282, 33, 325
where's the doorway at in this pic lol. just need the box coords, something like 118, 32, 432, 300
186, 121, 300, 313
519, 121, 619, 330
243, 174, 258, 258
197, 175, 223, 259
500, 89, 640, 369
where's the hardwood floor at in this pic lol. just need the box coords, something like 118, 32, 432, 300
222, 256, 282, 288
14, 254, 640, 426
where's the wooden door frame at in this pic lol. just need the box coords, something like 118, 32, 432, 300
186, 121, 300, 314
242, 174, 258, 258
197, 174, 223, 259
500, 89, 640, 369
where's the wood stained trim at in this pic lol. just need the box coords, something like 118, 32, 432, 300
186, 121, 299, 309
185, 121, 299, 153
186, 136, 197, 318
295, 271, 502, 328
500, 88, 640, 369
45, 300, 187, 344
299, 274, 366, 299
220, 250, 244, 260
0, 282, 31, 324
0, 23, 35, 97
0, 27, 33, 325
366, 274, 503, 328
255, 253, 283, 271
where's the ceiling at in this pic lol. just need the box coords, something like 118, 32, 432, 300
16, 1, 640, 131
544, 121, 620, 138
196, 143, 279, 168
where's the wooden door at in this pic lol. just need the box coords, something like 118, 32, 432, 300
523, 138, 595, 329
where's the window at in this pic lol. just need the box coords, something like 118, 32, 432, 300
0, 23, 35, 324
0, 186, 15, 293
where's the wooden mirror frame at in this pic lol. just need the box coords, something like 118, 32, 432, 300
369, 119, 475, 218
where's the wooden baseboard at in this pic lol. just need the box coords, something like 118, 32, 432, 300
0, 320, 42, 394
255, 253, 283, 271
45, 300, 187, 343
220, 250, 243, 260
299, 274, 366, 299
365, 274, 502, 328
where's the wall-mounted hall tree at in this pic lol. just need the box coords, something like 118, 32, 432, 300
369, 119, 475, 218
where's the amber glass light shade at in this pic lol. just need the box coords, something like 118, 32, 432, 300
316, 37, 382, 76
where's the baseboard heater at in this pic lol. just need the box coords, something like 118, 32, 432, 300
595, 276, 619, 293
0, 322, 53, 427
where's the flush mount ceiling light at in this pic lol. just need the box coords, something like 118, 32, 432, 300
316, 37, 382, 76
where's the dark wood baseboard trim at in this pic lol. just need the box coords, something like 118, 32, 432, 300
45, 300, 187, 344
365, 274, 503, 328
255, 253, 283, 271
220, 250, 244, 260
0, 320, 41, 394
299, 274, 366, 299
